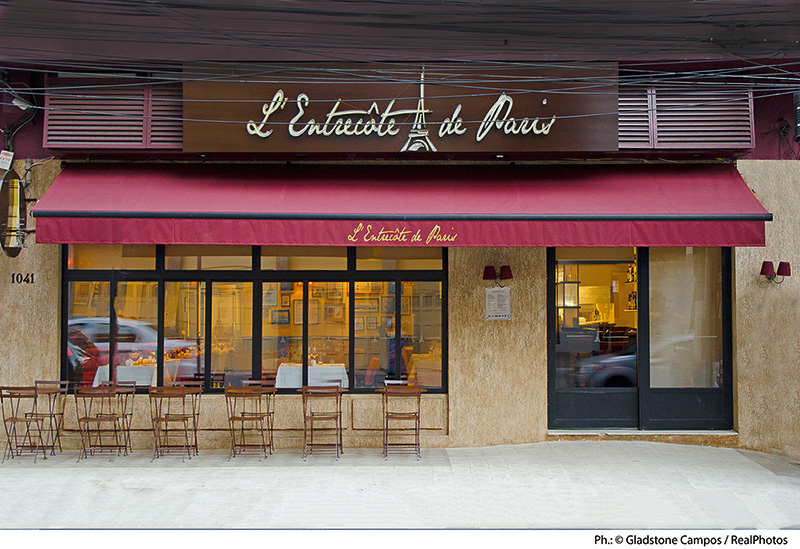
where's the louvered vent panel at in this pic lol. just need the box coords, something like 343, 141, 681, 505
654, 88, 753, 148
618, 87, 652, 148
149, 82, 183, 148
45, 85, 146, 147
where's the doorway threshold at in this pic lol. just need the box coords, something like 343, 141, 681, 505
547, 430, 739, 448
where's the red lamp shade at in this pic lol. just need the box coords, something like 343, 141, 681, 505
760, 261, 775, 277
777, 262, 791, 277
482, 266, 497, 281
499, 265, 513, 280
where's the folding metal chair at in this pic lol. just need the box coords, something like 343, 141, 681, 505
33, 380, 69, 455
0, 386, 46, 463
168, 380, 202, 455
301, 385, 345, 459
148, 386, 192, 461
225, 386, 271, 460
382, 384, 424, 459
74, 386, 125, 461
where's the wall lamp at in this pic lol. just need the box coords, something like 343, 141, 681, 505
760, 261, 791, 284
483, 265, 513, 286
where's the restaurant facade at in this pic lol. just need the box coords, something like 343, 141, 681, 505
2, 59, 800, 457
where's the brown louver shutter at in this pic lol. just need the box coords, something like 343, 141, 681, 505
45, 78, 182, 149
619, 85, 753, 150
147, 82, 183, 148
653, 88, 753, 149
618, 87, 653, 149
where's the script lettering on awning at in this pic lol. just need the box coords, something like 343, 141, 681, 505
347, 223, 458, 245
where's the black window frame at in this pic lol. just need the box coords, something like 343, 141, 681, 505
61, 245, 448, 394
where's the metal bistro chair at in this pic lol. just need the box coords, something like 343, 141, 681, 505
224, 386, 271, 460
301, 385, 345, 459
0, 386, 46, 463
74, 386, 125, 461
381, 384, 424, 459
242, 380, 277, 452
33, 380, 69, 455
113, 381, 136, 455
148, 386, 192, 461
168, 380, 202, 455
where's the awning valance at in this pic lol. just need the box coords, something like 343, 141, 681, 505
31, 163, 771, 247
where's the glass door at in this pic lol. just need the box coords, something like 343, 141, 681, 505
549, 248, 640, 428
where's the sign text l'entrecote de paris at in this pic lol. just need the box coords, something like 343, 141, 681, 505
347, 223, 457, 245
246, 69, 555, 151
182, 63, 619, 153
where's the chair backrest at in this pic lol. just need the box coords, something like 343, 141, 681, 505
383, 384, 423, 413
224, 386, 266, 418
35, 380, 69, 392
74, 386, 119, 418
149, 386, 189, 419
0, 386, 38, 421
241, 379, 267, 387
301, 385, 342, 416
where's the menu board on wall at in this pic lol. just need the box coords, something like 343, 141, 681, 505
485, 287, 511, 321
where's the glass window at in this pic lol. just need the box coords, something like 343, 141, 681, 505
649, 247, 722, 388
555, 248, 638, 389
63, 245, 446, 393
68, 244, 155, 270
67, 281, 111, 386
113, 281, 159, 386
354, 281, 393, 388
163, 281, 205, 385
309, 282, 350, 387
166, 245, 252, 270
260, 246, 347, 271
262, 282, 303, 387
210, 282, 253, 387
357, 247, 442, 270
403, 281, 443, 389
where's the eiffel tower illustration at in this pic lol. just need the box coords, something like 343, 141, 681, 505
401, 68, 437, 152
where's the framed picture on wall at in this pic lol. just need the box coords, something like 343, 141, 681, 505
271, 309, 290, 325
355, 317, 365, 331
366, 316, 378, 330
311, 286, 325, 299
355, 298, 379, 312
381, 296, 394, 314
263, 288, 278, 307
72, 281, 92, 306
325, 302, 345, 322
292, 300, 303, 325
280, 293, 291, 308
308, 299, 320, 324
327, 285, 343, 301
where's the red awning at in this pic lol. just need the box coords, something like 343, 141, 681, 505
31, 163, 771, 247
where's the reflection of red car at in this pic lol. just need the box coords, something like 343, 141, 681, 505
595, 324, 637, 354
67, 328, 102, 386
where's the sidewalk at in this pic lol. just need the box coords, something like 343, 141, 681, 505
1, 441, 799, 529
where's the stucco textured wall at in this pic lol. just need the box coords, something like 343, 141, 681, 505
447, 247, 548, 446
736, 160, 800, 457
0, 159, 61, 386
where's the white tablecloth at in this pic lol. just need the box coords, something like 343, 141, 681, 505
93, 364, 156, 387
275, 364, 348, 389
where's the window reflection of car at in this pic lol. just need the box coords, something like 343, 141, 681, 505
575, 333, 704, 388
67, 328, 102, 386
575, 337, 637, 388
594, 324, 638, 355
67, 318, 198, 382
